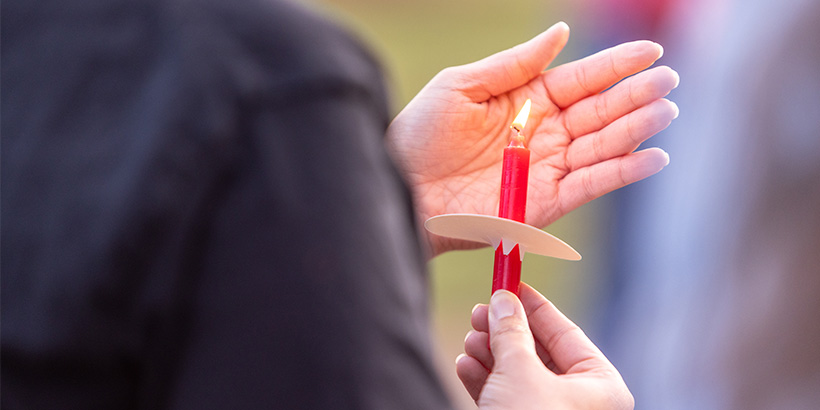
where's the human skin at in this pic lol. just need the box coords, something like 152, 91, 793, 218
386, 22, 679, 257
387, 22, 676, 408
458, 283, 634, 409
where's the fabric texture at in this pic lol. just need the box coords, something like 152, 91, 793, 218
1, 0, 452, 408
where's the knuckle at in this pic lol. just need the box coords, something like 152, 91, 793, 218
493, 320, 530, 338
434, 66, 460, 83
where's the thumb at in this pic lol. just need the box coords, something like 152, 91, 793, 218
488, 290, 538, 371
454, 21, 569, 102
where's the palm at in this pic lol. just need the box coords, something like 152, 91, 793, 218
387, 23, 679, 255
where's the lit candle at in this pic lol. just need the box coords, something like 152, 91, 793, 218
492, 99, 531, 295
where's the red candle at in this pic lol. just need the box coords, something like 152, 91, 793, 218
492, 99, 531, 296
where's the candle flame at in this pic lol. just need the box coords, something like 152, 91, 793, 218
511, 99, 532, 132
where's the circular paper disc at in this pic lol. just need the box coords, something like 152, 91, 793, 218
424, 213, 581, 261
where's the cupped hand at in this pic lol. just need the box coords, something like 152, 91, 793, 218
456, 283, 633, 409
386, 22, 679, 256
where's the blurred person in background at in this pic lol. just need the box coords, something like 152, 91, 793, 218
1, 0, 679, 408
586, 0, 820, 408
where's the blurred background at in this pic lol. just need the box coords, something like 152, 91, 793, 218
308, 0, 820, 409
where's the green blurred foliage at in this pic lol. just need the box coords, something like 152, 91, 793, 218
304, 0, 611, 407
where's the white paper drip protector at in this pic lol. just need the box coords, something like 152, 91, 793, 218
424, 213, 581, 261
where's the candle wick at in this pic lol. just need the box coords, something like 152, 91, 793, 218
508, 129, 526, 148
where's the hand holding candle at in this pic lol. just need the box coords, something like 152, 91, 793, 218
456, 284, 634, 408
387, 22, 679, 258
385, 23, 668, 410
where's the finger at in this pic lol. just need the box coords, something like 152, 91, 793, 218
562, 65, 680, 138
487, 290, 539, 371
555, 147, 670, 216
566, 98, 679, 171
464, 330, 494, 370
479, 300, 558, 372
471, 303, 489, 333
542, 40, 664, 109
456, 353, 490, 402
454, 22, 570, 102
534, 339, 558, 374
519, 283, 614, 374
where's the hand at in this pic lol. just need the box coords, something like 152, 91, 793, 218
456, 283, 633, 409
386, 22, 679, 256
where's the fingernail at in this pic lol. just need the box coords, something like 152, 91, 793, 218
554, 21, 569, 32
490, 290, 516, 320
455, 353, 467, 365
471, 303, 482, 314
